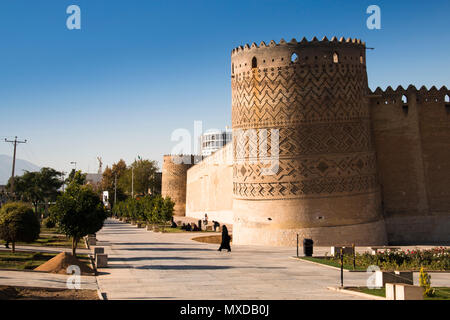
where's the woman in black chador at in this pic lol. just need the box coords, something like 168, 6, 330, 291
218, 225, 231, 252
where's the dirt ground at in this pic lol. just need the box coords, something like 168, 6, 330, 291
0, 285, 99, 300
191, 234, 233, 244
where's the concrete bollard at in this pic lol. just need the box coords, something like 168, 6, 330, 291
87, 236, 97, 246
94, 247, 104, 258
375, 271, 413, 287
395, 284, 424, 300
386, 283, 396, 300
96, 254, 108, 268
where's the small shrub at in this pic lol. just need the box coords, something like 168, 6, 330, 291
0, 202, 40, 253
419, 267, 435, 297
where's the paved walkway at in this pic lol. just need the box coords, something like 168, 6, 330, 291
0, 244, 94, 290
97, 218, 450, 300
0, 269, 98, 290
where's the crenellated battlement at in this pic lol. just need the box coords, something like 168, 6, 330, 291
231, 36, 365, 56
369, 85, 450, 105
231, 36, 368, 75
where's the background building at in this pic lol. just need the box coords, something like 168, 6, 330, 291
199, 128, 232, 157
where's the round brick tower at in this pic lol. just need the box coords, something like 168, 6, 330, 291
231, 37, 388, 246
161, 155, 195, 216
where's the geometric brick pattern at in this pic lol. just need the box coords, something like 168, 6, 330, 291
231, 42, 379, 200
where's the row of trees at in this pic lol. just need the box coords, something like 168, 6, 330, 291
3, 167, 89, 216
101, 158, 161, 203
7, 168, 64, 216
1, 157, 163, 256
112, 195, 174, 226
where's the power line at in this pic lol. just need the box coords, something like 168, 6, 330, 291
4, 136, 28, 193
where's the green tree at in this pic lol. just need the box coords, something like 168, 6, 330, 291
0, 202, 40, 253
8, 168, 63, 217
161, 197, 175, 224
101, 160, 128, 204
65, 169, 87, 187
50, 184, 107, 256
119, 159, 159, 196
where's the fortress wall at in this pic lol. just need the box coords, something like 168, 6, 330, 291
231, 37, 387, 246
418, 87, 450, 215
185, 144, 234, 224
370, 86, 450, 244
369, 87, 428, 218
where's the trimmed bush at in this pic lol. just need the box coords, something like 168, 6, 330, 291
0, 202, 40, 253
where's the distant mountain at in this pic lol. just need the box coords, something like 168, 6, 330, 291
0, 154, 41, 185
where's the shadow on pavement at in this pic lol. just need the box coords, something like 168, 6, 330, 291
108, 256, 211, 262
118, 247, 215, 252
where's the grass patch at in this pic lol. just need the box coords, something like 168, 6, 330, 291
39, 227, 61, 235
0, 251, 57, 270
161, 226, 217, 233
351, 287, 386, 297
0, 250, 91, 271
1, 234, 86, 249
429, 287, 450, 300
299, 256, 366, 271
348, 287, 450, 300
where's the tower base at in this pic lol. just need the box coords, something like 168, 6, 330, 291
232, 219, 388, 247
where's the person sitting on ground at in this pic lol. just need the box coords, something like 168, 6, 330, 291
218, 225, 231, 252
171, 217, 177, 228
185, 223, 192, 231
192, 223, 200, 231
213, 221, 220, 232
181, 223, 187, 230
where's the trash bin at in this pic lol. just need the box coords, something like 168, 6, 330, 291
303, 239, 313, 257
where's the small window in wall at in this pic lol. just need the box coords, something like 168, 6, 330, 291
252, 57, 257, 68
333, 52, 339, 63
360, 56, 364, 64
291, 53, 299, 63
402, 95, 408, 104
446, 95, 450, 114
402, 95, 409, 115
232, 63, 234, 74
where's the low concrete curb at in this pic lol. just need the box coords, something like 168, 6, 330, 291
97, 289, 106, 300
327, 286, 386, 300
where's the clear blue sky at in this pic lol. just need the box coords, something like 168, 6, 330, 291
0, 0, 449, 175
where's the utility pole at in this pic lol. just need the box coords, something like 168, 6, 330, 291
4, 136, 27, 193
114, 173, 117, 205
131, 166, 134, 198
